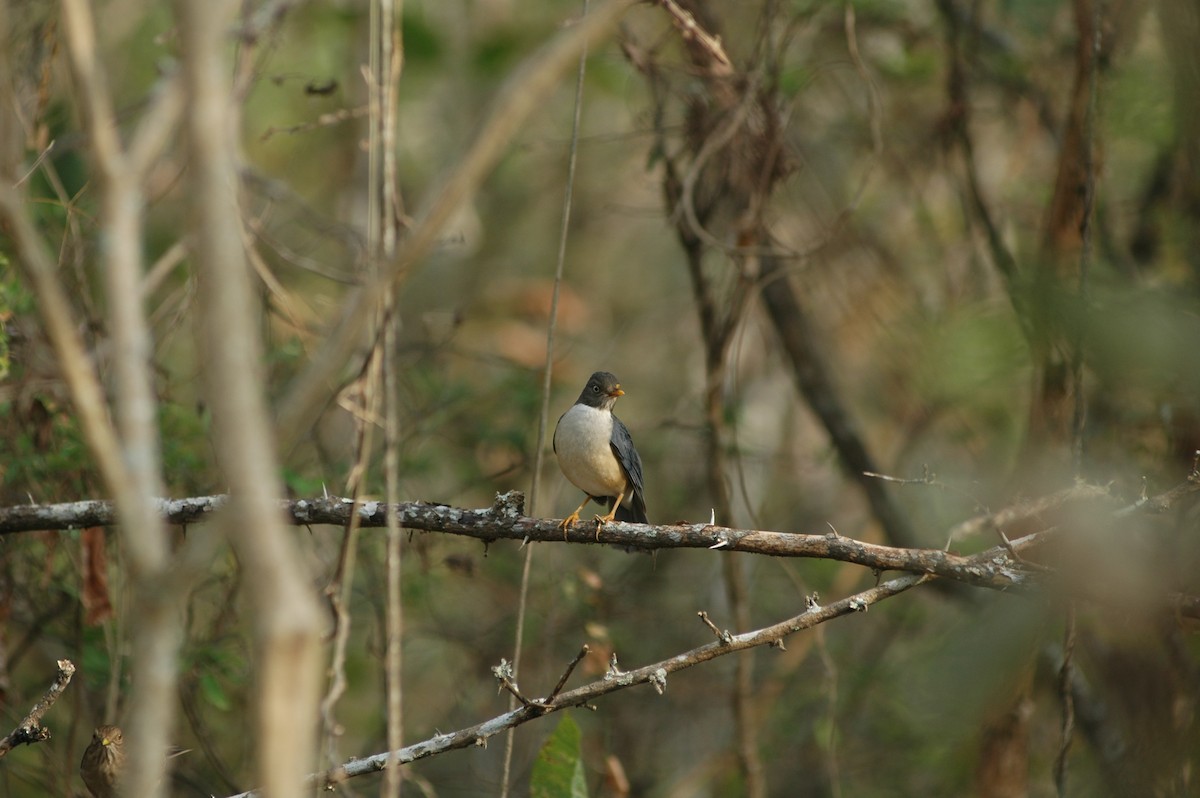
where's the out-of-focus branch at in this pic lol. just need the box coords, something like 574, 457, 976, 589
759, 254, 924, 551
274, 0, 636, 450
223, 573, 928, 798
377, 0, 406, 794
0, 659, 74, 759
318, 355, 379, 763
174, 1, 323, 796
59, 2, 184, 793
652, 5, 774, 788
934, 0, 1027, 339
946, 483, 1111, 542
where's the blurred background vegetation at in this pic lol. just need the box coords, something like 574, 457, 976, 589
2, 0, 1199, 796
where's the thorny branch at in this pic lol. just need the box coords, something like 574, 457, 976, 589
224, 573, 926, 797
3, 477, 1199, 616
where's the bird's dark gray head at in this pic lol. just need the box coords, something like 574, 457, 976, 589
575, 371, 624, 410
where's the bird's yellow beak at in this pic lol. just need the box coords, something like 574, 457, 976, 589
102, 737, 112, 747
610, 386, 624, 397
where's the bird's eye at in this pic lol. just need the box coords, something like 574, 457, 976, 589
592, 385, 600, 392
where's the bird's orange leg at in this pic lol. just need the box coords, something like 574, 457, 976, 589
593, 489, 625, 541
560, 495, 593, 539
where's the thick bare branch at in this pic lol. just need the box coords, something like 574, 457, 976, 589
5, 479, 1199, 611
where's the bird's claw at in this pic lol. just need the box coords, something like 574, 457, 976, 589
593, 512, 616, 542
559, 511, 581, 540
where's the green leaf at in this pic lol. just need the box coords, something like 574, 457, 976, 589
198, 671, 233, 712
530, 714, 588, 798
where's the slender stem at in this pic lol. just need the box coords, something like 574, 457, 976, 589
501, 3, 591, 795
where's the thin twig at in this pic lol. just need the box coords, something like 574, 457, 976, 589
1055, 604, 1077, 795
502, 1, 592, 795
379, 0, 407, 793
491, 660, 535, 709
547, 646, 591, 702
656, 0, 733, 73
318, 347, 381, 760
224, 574, 928, 797
698, 610, 733, 644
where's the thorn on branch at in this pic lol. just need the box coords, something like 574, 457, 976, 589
604, 652, 623, 681
996, 526, 1019, 558
770, 639, 787, 651
805, 593, 821, 611
826, 522, 841, 539
649, 668, 668, 695
697, 610, 733, 644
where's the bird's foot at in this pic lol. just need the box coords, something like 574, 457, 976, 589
559, 511, 581, 540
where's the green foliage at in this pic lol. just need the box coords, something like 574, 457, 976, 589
197, 671, 234, 713
401, 7, 444, 66
530, 714, 588, 798
0, 398, 92, 500
160, 402, 212, 493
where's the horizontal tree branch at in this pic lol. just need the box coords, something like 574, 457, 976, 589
223, 572, 928, 797
0, 491, 1033, 590
3, 477, 1199, 606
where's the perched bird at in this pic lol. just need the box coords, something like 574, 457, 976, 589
553, 371, 648, 534
80, 725, 124, 798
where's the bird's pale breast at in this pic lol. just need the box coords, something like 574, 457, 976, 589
554, 404, 628, 498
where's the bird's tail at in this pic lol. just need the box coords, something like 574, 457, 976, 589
613, 496, 648, 525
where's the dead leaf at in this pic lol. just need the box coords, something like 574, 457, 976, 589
81, 527, 114, 625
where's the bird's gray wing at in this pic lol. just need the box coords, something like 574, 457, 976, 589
610, 415, 648, 522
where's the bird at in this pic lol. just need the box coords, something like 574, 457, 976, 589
80, 724, 124, 798
553, 371, 648, 536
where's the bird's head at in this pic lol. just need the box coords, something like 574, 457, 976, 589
92, 725, 122, 749
576, 371, 625, 411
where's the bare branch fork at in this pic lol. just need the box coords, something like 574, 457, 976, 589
224, 574, 925, 797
